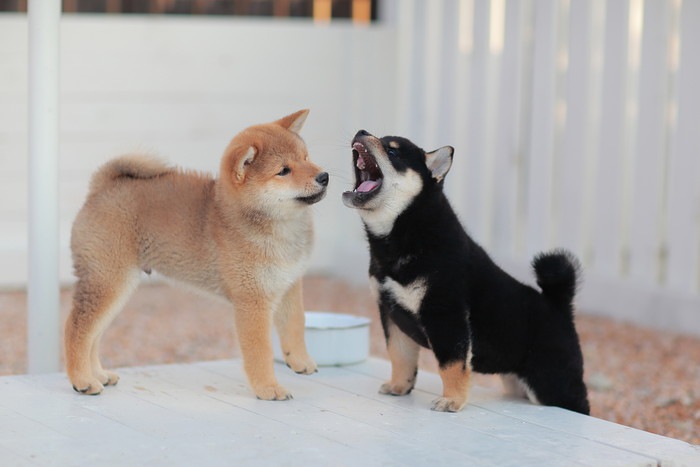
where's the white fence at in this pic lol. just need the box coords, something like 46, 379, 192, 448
1, 0, 699, 335
391, 0, 700, 335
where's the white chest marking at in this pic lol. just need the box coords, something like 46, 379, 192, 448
382, 277, 428, 315
360, 170, 423, 237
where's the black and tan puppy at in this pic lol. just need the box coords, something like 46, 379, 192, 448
342, 130, 590, 414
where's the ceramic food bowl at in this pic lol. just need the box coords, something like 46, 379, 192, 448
273, 311, 370, 366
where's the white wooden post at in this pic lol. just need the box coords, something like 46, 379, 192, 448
491, 0, 527, 258
666, 0, 700, 293
628, 0, 671, 284
591, 0, 631, 277
525, 0, 558, 257
557, 0, 595, 257
27, 0, 61, 373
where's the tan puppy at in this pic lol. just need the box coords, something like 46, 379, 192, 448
65, 110, 328, 401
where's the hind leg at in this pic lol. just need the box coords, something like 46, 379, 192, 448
65, 269, 140, 395
90, 333, 120, 386
519, 356, 590, 415
501, 374, 528, 399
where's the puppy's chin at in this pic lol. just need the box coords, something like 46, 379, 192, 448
342, 180, 383, 209
296, 188, 327, 205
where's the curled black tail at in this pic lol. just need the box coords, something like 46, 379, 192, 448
532, 249, 581, 310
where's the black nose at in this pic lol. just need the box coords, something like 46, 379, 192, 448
355, 129, 370, 138
315, 172, 329, 187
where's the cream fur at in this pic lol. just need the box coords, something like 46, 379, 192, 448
65, 110, 326, 400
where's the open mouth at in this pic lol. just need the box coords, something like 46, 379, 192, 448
353, 141, 383, 193
342, 141, 383, 208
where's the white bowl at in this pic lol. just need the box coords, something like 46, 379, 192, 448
273, 311, 371, 366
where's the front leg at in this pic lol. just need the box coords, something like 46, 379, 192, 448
234, 296, 291, 401
423, 304, 472, 412
379, 320, 420, 396
432, 359, 472, 412
273, 279, 317, 375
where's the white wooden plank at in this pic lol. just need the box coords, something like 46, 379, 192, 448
665, 0, 700, 293
446, 0, 474, 214
319, 365, 663, 467
590, 0, 631, 277
154, 362, 486, 466
524, 0, 559, 257
433, 0, 460, 150
556, 0, 594, 257
627, 0, 672, 284
1, 359, 698, 467
345, 358, 700, 465
21, 368, 380, 467
395, 0, 421, 137
422, 0, 445, 149
490, 0, 527, 258
463, 0, 495, 245
577, 0, 607, 268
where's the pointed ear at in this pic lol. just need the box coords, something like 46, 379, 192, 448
426, 146, 454, 182
275, 109, 309, 134
233, 146, 257, 183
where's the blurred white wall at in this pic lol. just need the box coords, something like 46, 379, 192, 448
1, 0, 699, 335
0, 14, 396, 288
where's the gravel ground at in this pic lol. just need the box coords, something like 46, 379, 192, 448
1, 276, 698, 445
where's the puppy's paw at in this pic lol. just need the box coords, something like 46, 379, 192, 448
96, 369, 120, 386
255, 384, 293, 401
285, 353, 318, 375
71, 377, 105, 396
379, 381, 414, 396
431, 396, 466, 412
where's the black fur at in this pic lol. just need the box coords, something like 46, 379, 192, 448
355, 133, 590, 415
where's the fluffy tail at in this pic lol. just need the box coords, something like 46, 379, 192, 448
532, 249, 581, 310
88, 155, 173, 196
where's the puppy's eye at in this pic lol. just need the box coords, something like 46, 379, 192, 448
387, 148, 398, 157
277, 167, 291, 176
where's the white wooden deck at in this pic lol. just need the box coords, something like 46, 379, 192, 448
1, 358, 698, 467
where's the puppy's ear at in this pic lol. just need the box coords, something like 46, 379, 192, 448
231, 146, 257, 183
426, 146, 454, 182
275, 109, 309, 134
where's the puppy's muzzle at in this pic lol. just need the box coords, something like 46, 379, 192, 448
296, 172, 329, 205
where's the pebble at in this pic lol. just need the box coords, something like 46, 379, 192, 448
587, 372, 614, 392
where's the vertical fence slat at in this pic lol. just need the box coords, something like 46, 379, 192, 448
460, 0, 492, 243
434, 0, 459, 150
556, 0, 592, 257
448, 0, 474, 215
524, 0, 558, 257
591, 0, 630, 277
423, 0, 444, 149
628, 0, 670, 284
395, 0, 421, 137
666, 0, 700, 293
491, 0, 526, 257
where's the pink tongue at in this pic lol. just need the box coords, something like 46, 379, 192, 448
357, 180, 379, 193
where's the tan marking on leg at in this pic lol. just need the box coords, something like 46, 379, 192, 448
501, 373, 527, 399
379, 322, 420, 396
432, 360, 471, 412
273, 279, 317, 375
